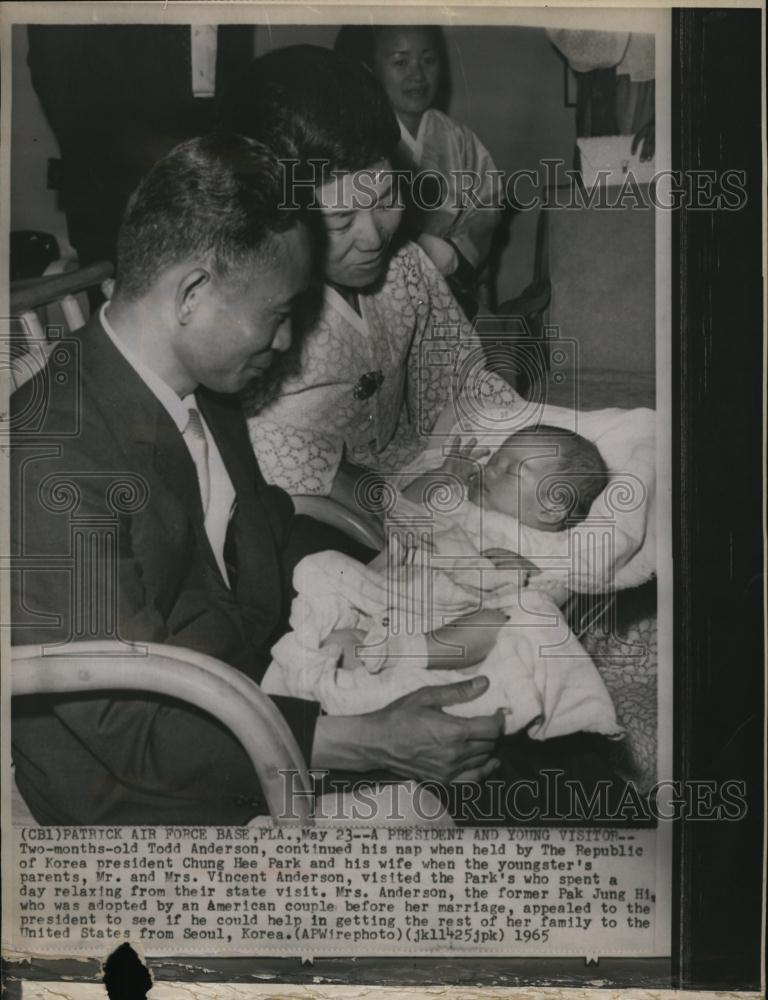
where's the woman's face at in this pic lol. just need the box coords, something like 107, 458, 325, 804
317, 161, 404, 289
372, 27, 441, 120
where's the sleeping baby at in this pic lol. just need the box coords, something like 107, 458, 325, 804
401, 422, 610, 572
263, 423, 623, 741
326, 424, 610, 671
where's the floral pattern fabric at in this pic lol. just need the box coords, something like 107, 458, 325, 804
580, 587, 658, 792
244, 241, 518, 496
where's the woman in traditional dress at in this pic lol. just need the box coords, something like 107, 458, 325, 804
220, 45, 516, 517
335, 25, 504, 313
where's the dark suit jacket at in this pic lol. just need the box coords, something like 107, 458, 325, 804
10, 314, 319, 825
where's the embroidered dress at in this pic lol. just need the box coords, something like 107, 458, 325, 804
244, 242, 517, 496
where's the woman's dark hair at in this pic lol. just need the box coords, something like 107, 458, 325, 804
334, 25, 451, 111
218, 45, 400, 179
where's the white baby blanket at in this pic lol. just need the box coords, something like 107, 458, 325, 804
264, 402, 654, 742
406, 402, 657, 594
264, 549, 622, 741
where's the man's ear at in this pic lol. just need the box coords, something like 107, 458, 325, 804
176, 268, 211, 325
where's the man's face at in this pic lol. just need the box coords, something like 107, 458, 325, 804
176, 225, 312, 395
317, 162, 403, 289
469, 447, 563, 529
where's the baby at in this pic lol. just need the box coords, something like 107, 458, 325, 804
401, 423, 608, 575
266, 424, 621, 739
326, 424, 610, 671
264, 416, 638, 740
404, 423, 610, 531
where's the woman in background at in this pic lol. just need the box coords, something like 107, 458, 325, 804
335, 24, 504, 315
219, 45, 516, 518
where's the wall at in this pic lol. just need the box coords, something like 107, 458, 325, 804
11, 23, 576, 299
444, 26, 577, 300
10, 26, 70, 251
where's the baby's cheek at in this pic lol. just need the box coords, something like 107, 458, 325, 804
491, 491, 517, 517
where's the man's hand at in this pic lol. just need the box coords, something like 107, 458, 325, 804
312, 676, 503, 783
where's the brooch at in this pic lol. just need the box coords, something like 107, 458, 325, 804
353, 370, 385, 401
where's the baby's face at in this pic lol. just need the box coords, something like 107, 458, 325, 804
467, 447, 563, 529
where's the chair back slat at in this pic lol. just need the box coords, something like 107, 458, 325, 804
59, 293, 87, 332
12, 641, 315, 825
10, 261, 113, 313
7, 261, 114, 391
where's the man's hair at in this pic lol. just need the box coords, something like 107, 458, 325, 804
115, 133, 302, 300
217, 45, 400, 181
506, 424, 610, 524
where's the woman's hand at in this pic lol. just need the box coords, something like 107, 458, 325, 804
427, 606, 508, 670
418, 234, 459, 276
482, 547, 542, 583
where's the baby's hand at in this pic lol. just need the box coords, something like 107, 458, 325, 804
402, 437, 489, 508
321, 628, 368, 670
441, 436, 490, 483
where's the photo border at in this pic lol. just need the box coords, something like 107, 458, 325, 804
0, 2, 764, 995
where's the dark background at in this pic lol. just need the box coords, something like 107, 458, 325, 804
3, 6, 765, 994
671, 6, 764, 992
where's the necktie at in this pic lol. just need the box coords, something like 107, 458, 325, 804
183, 405, 210, 515
223, 501, 239, 592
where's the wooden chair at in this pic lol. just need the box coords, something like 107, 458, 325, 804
11, 642, 455, 827
6, 260, 113, 391
11, 640, 315, 825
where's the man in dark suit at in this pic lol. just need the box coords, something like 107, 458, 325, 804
10, 134, 502, 825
